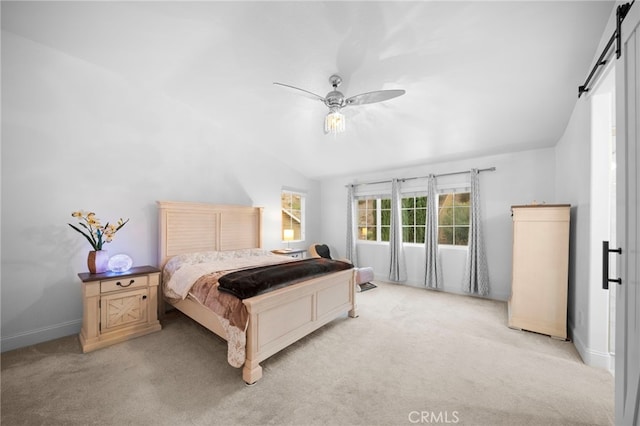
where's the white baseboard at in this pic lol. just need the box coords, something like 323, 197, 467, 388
569, 321, 614, 373
1, 319, 82, 352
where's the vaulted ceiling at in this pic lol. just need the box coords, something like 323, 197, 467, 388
3, 1, 614, 179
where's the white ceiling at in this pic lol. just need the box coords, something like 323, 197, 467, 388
3, 1, 614, 180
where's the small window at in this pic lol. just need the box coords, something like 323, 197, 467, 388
401, 195, 427, 244
357, 196, 427, 243
357, 198, 381, 241
281, 190, 305, 241
438, 192, 470, 246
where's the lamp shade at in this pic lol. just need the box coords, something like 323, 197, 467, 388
283, 229, 294, 241
325, 110, 345, 135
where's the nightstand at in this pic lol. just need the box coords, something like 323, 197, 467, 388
271, 248, 307, 259
78, 265, 162, 353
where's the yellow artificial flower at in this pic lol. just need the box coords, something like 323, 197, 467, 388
68, 210, 129, 251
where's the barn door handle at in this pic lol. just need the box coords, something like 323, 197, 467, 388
602, 241, 622, 289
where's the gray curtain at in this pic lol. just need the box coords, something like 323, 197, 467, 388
424, 174, 442, 289
388, 179, 406, 281
346, 185, 358, 266
462, 169, 490, 295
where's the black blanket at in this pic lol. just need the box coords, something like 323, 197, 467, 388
218, 258, 353, 299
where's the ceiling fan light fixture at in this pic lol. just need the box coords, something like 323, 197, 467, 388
274, 74, 405, 135
325, 109, 345, 135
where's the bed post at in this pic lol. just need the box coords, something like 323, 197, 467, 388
242, 358, 262, 385
348, 270, 359, 318
242, 301, 261, 385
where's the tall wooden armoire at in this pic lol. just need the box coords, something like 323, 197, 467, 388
508, 204, 571, 339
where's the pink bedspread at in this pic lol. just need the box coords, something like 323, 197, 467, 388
190, 271, 248, 331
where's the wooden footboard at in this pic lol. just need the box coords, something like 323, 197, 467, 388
242, 268, 357, 384
165, 268, 357, 384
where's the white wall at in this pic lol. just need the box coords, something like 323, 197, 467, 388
0, 31, 320, 351
555, 5, 617, 371
319, 148, 556, 301
556, 91, 613, 371
555, 96, 592, 351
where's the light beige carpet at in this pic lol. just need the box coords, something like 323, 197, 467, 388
1, 281, 614, 425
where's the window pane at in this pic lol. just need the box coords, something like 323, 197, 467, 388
439, 207, 453, 226
292, 194, 301, 209
380, 199, 391, 209
402, 197, 414, 208
368, 227, 377, 241
358, 227, 366, 240
380, 226, 389, 241
359, 209, 373, 226
416, 196, 427, 208
454, 207, 469, 225
402, 227, 414, 243
357, 214, 367, 227
415, 208, 427, 226
381, 209, 391, 226
368, 208, 377, 226
455, 227, 469, 246
438, 227, 453, 245
402, 209, 414, 225
439, 193, 453, 207
416, 226, 425, 244
455, 193, 470, 206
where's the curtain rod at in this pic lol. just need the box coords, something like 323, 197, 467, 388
347, 167, 496, 187
578, 1, 634, 98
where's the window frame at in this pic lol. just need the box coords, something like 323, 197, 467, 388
357, 194, 428, 245
281, 189, 306, 243
355, 190, 471, 247
437, 190, 471, 247
356, 198, 383, 242
400, 194, 428, 244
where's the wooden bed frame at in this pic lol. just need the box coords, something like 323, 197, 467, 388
157, 201, 358, 384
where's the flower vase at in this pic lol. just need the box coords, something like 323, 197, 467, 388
87, 250, 109, 274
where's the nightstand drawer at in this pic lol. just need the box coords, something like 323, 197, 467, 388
101, 275, 148, 293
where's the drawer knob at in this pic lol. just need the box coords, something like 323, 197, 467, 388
116, 279, 135, 288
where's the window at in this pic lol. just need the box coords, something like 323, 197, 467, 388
357, 198, 385, 241
356, 191, 470, 246
402, 195, 427, 243
438, 192, 470, 246
357, 196, 427, 243
281, 190, 305, 241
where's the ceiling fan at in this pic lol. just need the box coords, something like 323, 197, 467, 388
273, 75, 406, 135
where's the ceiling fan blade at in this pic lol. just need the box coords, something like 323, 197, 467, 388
273, 82, 326, 102
345, 89, 406, 106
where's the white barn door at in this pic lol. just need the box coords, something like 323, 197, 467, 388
615, 3, 640, 425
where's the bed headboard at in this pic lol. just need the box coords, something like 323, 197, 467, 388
157, 201, 263, 268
